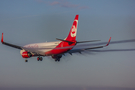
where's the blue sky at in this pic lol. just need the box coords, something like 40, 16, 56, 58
0, 0, 135, 90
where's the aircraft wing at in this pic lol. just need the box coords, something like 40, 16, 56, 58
67, 37, 111, 54
1, 33, 22, 49
1, 33, 45, 55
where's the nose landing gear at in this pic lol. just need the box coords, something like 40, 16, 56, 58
25, 59, 28, 62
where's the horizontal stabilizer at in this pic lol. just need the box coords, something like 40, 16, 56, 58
56, 38, 75, 44
56, 38, 100, 44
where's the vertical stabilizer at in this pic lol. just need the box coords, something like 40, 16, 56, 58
66, 15, 79, 42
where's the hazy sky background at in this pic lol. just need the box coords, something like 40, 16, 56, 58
0, 0, 135, 90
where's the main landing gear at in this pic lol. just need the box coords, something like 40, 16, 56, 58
37, 56, 43, 61
55, 58, 60, 62
52, 55, 62, 62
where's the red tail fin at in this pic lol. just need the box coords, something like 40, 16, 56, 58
66, 15, 79, 42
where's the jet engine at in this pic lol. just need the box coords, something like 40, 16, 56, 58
20, 50, 32, 58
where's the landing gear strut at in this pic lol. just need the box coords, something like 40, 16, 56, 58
37, 56, 43, 61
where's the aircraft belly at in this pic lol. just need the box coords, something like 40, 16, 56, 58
45, 49, 68, 56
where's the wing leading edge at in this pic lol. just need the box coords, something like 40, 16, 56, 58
1, 33, 22, 49
68, 37, 111, 54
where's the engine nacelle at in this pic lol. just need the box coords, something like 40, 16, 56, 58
20, 50, 32, 58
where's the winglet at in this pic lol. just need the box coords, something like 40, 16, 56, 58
106, 37, 111, 46
1, 33, 3, 43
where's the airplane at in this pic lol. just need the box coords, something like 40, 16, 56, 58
1, 15, 111, 62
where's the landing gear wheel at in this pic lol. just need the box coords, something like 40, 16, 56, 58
37, 56, 43, 61
40, 57, 43, 61
25, 60, 28, 62
37, 57, 40, 61
57, 59, 60, 62
55, 59, 60, 62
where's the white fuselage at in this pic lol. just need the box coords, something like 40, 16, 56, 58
23, 41, 61, 55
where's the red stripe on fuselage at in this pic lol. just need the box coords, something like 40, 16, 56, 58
45, 41, 76, 55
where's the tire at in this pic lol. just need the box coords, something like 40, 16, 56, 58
58, 59, 60, 62
25, 60, 28, 62
40, 57, 43, 61
37, 57, 39, 61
